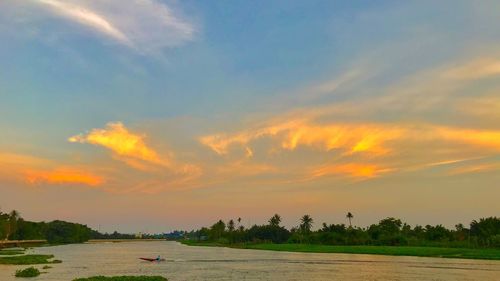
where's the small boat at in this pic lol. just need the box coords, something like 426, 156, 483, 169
139, 256, 165, 262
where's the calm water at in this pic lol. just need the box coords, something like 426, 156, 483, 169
1, 241, 499, 280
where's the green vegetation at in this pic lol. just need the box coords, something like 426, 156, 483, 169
1, 207, 141, 243
0, 250, 25, 255
244, 244, 500, 260
1, 208, 93, 244
0, 254, 61, 265
73, 276, 167, 281
183, 240, 500, 259
15, 267, 40, 278
184, 213, 500, 260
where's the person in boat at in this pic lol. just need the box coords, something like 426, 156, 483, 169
156, 255, 161, 261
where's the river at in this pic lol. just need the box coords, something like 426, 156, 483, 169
0, 241, 499, 280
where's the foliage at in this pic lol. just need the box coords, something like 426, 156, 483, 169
1, 208, 97, 244
73, 276, 168, 281
241, 244, 500, 260
15, 267, 41, 278
90, 230, 136, 240
0, 254, 59, 265
0, 250, 25, 255
186, 214, 500, 249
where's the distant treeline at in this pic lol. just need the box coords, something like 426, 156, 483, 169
186, 214, 500, 248
0, 209, 134, 244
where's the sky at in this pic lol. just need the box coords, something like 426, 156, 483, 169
1, 0, 499, 233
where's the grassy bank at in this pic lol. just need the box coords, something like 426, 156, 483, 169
73, 276, 167, 281
0, 254, 61, 265
182, 241, 500, 260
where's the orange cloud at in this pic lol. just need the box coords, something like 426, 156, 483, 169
0, 152, 104, 187
25, 167, 104, 186
310, 163, 392, 179
200, 118, 404, 156
436, 126, 500, 151
69, 122, 169, 167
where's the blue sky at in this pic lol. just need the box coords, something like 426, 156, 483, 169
1, 1, 499, 233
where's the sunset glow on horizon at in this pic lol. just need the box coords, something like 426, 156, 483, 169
1, 0, 499, 233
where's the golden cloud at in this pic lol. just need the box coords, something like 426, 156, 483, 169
310, 163, 392, 179
200, 118, 404, 156
436, 126, 500, 151
69, 122, 169, 167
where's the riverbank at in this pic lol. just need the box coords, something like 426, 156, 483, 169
181, 241, 500, 260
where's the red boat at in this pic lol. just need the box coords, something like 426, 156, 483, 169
139, 256, 165, 262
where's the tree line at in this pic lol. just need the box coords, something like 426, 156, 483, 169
186, 213, 500, 248
0, 208, 164, 243
0, 209, 93, 244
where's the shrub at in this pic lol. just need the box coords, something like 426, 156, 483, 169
15, 267, 40, 278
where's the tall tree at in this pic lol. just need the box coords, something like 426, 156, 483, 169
228, 219, 235, 232
7, 210, 20, 240
269, 214, 282, 227
300, 215, 314, 233
346, 212, 354, 227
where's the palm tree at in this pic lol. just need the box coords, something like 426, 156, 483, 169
300, 215, 313, 233
269, 214, 281, 227
7, 210, 20, 240
228, 219, 235, 232
346, 212, 353, 228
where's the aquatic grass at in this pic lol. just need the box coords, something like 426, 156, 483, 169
0, 254, 60, 265
244, 244, 500, 260
182, 241, 500, 260
0, 250, 25, 255
15, 267, 40, 277
73, 276, 168, 281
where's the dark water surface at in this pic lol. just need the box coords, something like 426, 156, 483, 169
1, 241, 499, 280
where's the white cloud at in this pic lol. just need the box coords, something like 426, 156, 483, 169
27, 0, 196, 53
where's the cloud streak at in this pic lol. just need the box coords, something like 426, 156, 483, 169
30, 0, 195, 53
25, 167, 104, 186
0, 152, 104, 187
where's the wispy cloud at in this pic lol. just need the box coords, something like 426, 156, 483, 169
443, 58, 500, 80
310, 163, 392, 179
28, 0, 195, 53
200, 118, 404, 157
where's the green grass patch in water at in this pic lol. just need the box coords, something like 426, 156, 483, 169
15, 267, 40, 278
0, 250, 25, 255
0, 254, 61, 265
